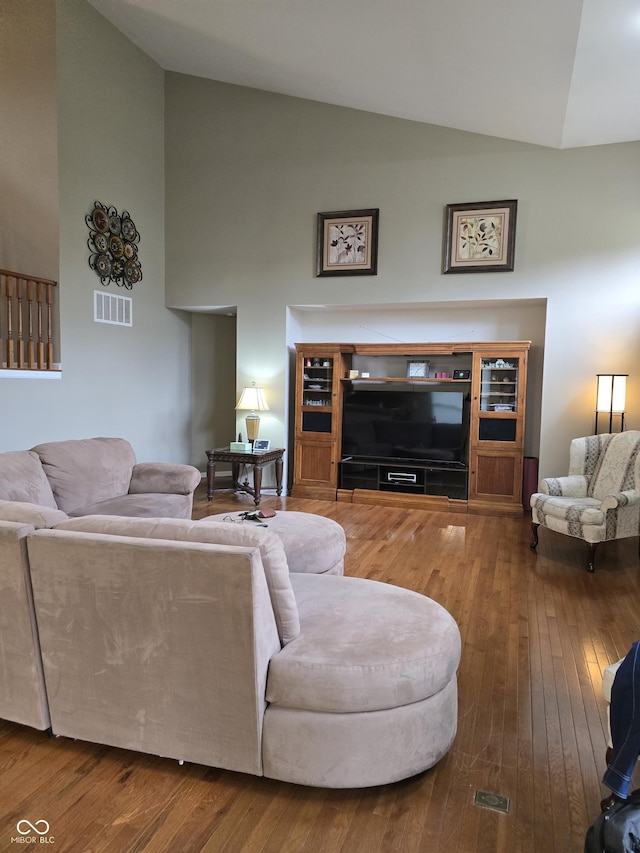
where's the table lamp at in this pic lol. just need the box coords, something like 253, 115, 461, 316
236, 383, 269, 444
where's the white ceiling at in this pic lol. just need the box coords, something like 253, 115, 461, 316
89, 0, 640, 149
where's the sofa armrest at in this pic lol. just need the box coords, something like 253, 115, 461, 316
538, 475, 589, 498
0, 499, 69, 528
600, 490, 640, 512
129, 462, 201, 496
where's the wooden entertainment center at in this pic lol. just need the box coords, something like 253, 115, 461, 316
292, 341, 530, 517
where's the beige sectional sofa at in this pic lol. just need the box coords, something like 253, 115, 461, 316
1, 508, 461, 788
0, 437, 202, 520
0, 517, 52, 731
0, 436, 200, 732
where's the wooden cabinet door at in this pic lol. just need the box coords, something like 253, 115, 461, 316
295, 348, 345, 442
292, 439, 338, 498
468, 449, 522, 514
469, 349, 527, 450
469, 449, 521, 499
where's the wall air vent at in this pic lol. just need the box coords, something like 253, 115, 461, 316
94, 291, 132, 327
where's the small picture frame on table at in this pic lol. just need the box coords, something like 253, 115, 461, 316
407, 361, 429, 378
253, 439, 271, 452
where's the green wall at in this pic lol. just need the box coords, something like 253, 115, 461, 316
165, 74, 640, 478
4, 2, 639, 480
0, 0, 194, 465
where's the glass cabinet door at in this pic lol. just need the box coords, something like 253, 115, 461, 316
479, 357, 520, 413
302, 355, 334, 408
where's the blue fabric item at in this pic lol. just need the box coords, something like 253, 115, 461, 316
603, 641, 640, 799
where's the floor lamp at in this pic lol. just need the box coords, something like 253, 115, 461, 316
236, 383, 269, 445
595, 374, 627, 434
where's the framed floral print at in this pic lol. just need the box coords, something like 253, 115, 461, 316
442, 199, 517, 273
317, 208, 379, 276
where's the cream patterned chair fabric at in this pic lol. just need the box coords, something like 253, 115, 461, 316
530, 431, 640, 572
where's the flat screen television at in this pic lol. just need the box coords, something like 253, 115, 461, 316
341, 383, 469, 466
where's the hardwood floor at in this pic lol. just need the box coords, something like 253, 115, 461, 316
2, 484, 639, 852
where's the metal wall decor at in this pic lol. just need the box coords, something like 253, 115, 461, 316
86, 201, 142, 288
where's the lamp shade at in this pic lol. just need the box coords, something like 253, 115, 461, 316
235, 384, 269, 443
596, 374, 627, 413
235, 385, 269, 412
595, 374, 628, 434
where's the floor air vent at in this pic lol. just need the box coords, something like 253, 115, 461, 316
474, 791, 511, 814
94, 291, 132, 327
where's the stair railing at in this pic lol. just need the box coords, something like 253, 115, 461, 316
0, 269, 57, 370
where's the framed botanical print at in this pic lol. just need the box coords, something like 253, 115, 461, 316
317, 208, 379, 276
443, 199, 517, 273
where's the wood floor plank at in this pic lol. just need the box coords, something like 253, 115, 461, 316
260, 785, 329, 853
2, 485, 637, 851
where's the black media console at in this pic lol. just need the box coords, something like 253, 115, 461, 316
339, 456, 468, 500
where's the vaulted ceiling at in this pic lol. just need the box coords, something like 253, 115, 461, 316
89, 0, 640, 149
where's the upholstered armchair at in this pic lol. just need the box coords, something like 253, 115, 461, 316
530, 431, 640, 572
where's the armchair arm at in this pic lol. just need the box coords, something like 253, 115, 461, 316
539, 475, 589, 498
600, 490, 640, 512
129, 462, 201, 496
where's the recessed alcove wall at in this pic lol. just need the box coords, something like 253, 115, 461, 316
286, 299, 546, 466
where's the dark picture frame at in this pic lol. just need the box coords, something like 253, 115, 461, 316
317, 208, 379, 276
443, 199, 517, 273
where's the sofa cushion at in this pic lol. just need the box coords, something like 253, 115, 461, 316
0, 499, 68, 528
31, 437, 136, 513
0, 450, 57, 508
55, 516, 299, 645
266, 573, 461, 713
129, 463, 201, 496
67, 493, 193, 519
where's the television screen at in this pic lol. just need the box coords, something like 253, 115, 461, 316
341, 384, 469, 465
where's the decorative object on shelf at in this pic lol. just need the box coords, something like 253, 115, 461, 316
317, 208, 379, 277
595, 374, 628, 433
236, 382, 270, 444
442, 199, 517, 274
407, 361, 429, 378
452, 369, 470, 380
86, 201, 142, 288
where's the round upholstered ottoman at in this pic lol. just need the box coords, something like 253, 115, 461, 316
203, 510, 346, 575
262, 573, 462, 788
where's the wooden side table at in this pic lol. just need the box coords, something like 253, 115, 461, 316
205, 447, 285, 506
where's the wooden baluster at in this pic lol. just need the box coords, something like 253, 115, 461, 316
0, 269, 57, 372
27, 279, 36, 368
37, 282, 45, 368
6, 275, 15, 368
45, 283, 53, 368
16, 277, 25, 368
